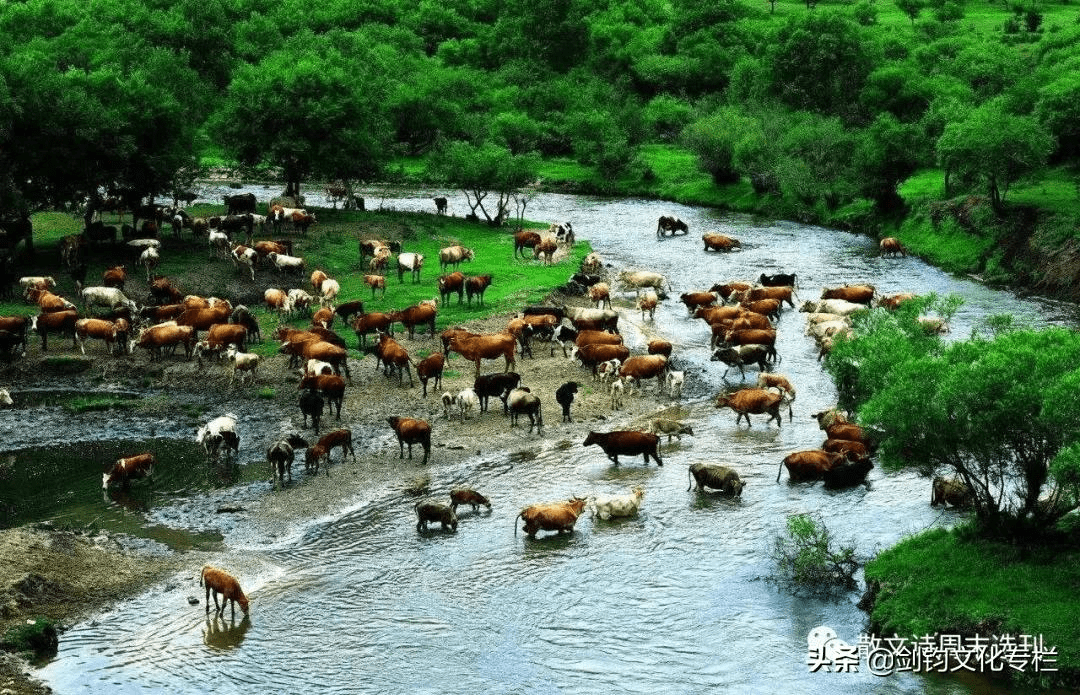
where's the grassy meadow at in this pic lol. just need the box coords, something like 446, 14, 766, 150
3, 205, 590, 360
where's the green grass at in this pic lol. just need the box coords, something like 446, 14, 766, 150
61, 395, 138, 414
9, 205, 588, 357
865, 526, 1080, 677
893, 216, 994, 274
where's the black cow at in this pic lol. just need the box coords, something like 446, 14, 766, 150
474, 372, 522, 413
687, 463, 745, 496
555, 381, 579, 423
224, 193, 257, 215
759, 272, 797, 288
299, 390, 325, 435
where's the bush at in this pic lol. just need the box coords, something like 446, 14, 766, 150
2, 618, 59, 659
769, 513, 859, 593
853, 0, 879, 25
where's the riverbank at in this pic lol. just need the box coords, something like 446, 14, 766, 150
860, 525, 1080, 690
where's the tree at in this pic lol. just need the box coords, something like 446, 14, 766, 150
767, 11, 872, 123
428, 141, 538, 225
211, 31, 392, 199
895, 0, 923, 25
936, 99, 1053, 211
826, 303, 1080, 539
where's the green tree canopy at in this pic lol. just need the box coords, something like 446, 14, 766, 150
428, 141, 538, 224
936, 98, 1053, 209
827, 303, 1080, 539
211, 31, 393, 195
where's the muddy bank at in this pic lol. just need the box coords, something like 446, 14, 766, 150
0, 525, 190, 694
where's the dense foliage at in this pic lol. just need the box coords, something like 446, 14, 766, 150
1, 0, 1078, 224
826, 302, 1080, 539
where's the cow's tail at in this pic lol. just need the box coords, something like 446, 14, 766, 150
777, 458, 786, 483
687, 467, 694, 492
513, 511, 521, 536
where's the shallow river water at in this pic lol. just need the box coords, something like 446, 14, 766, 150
32, 190, 1080, 694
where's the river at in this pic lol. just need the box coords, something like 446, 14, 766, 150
35, 189, 1079, 694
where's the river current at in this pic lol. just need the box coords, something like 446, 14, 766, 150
37, 189, 1079, 694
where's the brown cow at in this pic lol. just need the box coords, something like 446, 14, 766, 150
311, 307, 334, 330
777, 449, 848, 482
311, 269, 328, 293
374, 333, 412, 385
702, 233, 740, 252
205, 323, 247, 352
740, 298, 782, 321
141, 303, 187, 323
394, 302, 437, 338
200, 565, 250, 618
877, 292, 918, 310
364, 274, 387, 297
465, 275, 492, 307
29, 288, 76, 313
438, 271, 465, 305
572, 343, 630, 375
931, 476, 971, 507
574, 330, 624, 348
415, 352, 445, 397
583, 431, 663, 466
149, 277, 183, 305
102, 452, 154, 489
738, 286, 795, 308
533, 238, 558, 265
131, 323, 195, 359
680, 292, 717, 312
825, 422, 874, 448
695, 305, 743, 324
353, 312, 395, 348
516, 497, 588, 538
177, 305, 231, 335
880, 237, 906, 257
618, 355, 668, 395
513, 230, 542, 259
102, 265, 127, 290
708, 281, 753, 301
31, 310, 79, 351
821, 285, 875, 305
298, 374, 345, 418
448, 333, 516, 378
822, 437, 871, 458
647, 339, 673, 357
715, 388, 783, 427
387, 416, 431, 463
75, 318, 121, 355
300, 340, 351, 381
309, 428, 356, 473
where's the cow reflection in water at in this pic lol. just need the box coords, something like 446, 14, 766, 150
203, 614, 251, 651
103, 486, 151, 512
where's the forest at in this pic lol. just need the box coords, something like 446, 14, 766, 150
1, 0, 1078, 286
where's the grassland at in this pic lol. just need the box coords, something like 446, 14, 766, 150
3, 206, 589, 360
865, 525, 1080, 685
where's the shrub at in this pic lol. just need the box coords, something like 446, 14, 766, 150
769, 513, 859, 593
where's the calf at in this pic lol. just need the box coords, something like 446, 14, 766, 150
313, 428, 356, 470
590, 486, 645, 520
505, 387, 543, 432
299, 388, 325, 435
298, 374, 345, 419
200, 565, 250, 618
225, 347, 260, 385
196, 414, 240, 461
665, 370, 685, 399
456, 387, 480, 420
583, 431, 663, 466
267, 435, 307, 485
387, 416, 431, 463
687, 463, 745, 496
415, 353, 445, 397
822, 457, 874, 489
415, 501, 458, 532
555, 381, 579, 422
102, 453, 154, 490
648, 418, 694, 442
450, 488, 491, 513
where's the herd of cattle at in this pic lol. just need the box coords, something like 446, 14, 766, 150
1, 201, 974, 611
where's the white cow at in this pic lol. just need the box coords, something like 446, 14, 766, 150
319, 279, 340, 307
81, 286, 137, 314
457, 387, 480, 420
225, 347, 259, 385
196, 414, 239, 461
591, 486, 645, 520
139, 246, 160, 282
